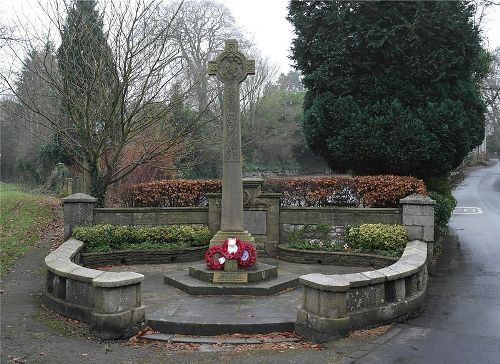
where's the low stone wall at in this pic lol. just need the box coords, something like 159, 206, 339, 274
82, 246, 207, 267
93, 207, 208, 226
62, 187, 435, 258
42, 239, 145, 339
278, 246, 397, 269
295, 240, 428, 342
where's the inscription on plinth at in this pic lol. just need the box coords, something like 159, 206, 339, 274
224, 259, 238, 272
213, 271, 248, 283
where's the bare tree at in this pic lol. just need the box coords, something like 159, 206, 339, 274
1, 0, 210, 205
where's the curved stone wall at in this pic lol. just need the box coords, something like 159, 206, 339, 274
278, 246, 397, 269
43, 238, 145, 339
295, 240, 428, 342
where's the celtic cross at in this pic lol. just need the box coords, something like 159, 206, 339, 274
208, 40, 255, 241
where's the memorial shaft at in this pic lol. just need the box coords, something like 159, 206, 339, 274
221, 80, 243, 231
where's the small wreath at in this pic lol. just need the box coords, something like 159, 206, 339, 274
205, 245, 226, 270
221, 238, 244, 260
238, 243, 257, 267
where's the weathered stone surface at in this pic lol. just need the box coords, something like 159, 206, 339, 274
66, 279, 95, 306
300, 273, 350, 292
243, 210, 267, 234
94, 284, 141, 314
346, 283, 385, 311
400, 194, 436, 205
208, 40, 255, 245
63, 194, 96, 239
343, 272, 373, 287
92, 272, 144, 288
82, 246, 206, 267
360, 270, 386, 284
278, 246, 396, 268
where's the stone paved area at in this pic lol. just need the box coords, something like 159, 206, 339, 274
109, 258, 370, 335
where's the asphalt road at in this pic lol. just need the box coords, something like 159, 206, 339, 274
356, 160, 500, 364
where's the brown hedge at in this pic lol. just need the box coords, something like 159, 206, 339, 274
123, 175, 426, 208
123, 179, 221, 207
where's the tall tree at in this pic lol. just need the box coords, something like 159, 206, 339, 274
484, 48, 500, 152
57, 0, 119, 200
288, 1, 489, 179
2, 0, 203, 205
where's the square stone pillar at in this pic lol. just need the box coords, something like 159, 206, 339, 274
400, 194, 436, 265
295, 274, 351, 342
62, 193, 97, 240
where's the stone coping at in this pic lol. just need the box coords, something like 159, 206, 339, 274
300, 240, 426, 292
94, 207, 208, 212
45, 239, 144, 286
279, 206, 401, 213
61, 193, 97, 203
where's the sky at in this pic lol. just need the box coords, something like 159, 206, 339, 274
1, 0, 500, 76
221, 0, 500, 75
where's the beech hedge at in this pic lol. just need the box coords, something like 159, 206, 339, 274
122, 175, 426, 208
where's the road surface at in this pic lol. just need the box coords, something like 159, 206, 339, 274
356, 160, 500, 364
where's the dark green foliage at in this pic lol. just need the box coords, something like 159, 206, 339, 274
429, 191, 457, 238
72, 224, 211, 253
288, 1, 488, 178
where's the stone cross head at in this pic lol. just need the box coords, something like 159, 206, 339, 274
208, 39, 255, 84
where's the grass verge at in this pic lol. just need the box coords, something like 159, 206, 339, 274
0, 183, 59, 276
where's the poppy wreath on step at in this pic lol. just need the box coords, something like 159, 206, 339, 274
238, 243, 257, 267
205, 245, 226, 270
221, 238, 244, 260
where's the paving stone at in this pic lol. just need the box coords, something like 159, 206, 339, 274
141, 333, 174, 341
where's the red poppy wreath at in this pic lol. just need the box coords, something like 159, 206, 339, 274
205, 245, 226, 270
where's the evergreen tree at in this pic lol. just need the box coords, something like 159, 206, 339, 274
57, 0, 119, 205
288, 1, 489, 179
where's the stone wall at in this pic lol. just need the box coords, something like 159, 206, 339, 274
295, 240, 428, 342
94, 207, 208, 226
82, 246, 206, 267
62, 181, 435, 256
278, 246, 398, 269
42, 239, 145, 339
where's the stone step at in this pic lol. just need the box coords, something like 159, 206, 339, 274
146, 288, 302, 336
140, 333, 301, 344
163, 270, 300, 296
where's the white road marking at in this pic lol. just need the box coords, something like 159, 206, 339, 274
453, 207, 483, 215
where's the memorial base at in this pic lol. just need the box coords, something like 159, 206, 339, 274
209, 230, 255, 246
188, 262, 277, 284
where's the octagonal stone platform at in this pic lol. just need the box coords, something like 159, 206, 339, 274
164, 262, 300, 296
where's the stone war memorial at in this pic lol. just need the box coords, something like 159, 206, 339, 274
164, 40, 299, 293
44, 39, 435, 342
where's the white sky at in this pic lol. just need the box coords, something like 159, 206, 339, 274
1, 0, 500, 76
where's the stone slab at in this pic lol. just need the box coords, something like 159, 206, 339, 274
164, 270, 299, 296
189, 262, 278, 284
147, 289, 298, 335
93, 272, 144, 287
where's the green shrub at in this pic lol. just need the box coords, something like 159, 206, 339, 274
285, 223, 345, 252
344, 224, 409, 257
428, 191, 456, 238
72, 224, 211, 253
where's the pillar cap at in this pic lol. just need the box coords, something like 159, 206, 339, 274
400, 194, 436, 205
62, 193, 97, 203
